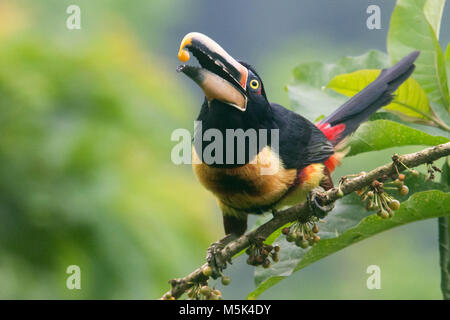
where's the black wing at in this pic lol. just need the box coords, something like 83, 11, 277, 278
270, 103, 334, 170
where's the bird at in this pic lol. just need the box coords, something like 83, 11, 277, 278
176, 32, 419, 273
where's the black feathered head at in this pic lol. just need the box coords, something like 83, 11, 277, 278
177, 32, 270, 114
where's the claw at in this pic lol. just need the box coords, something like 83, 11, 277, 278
205, 234, 236, 279
206, 242, 226, 279
308, 187, 334, 219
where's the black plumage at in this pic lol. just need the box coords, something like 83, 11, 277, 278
270, 102, 334, 170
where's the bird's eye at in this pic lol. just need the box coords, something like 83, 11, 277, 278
250, 79, 259, 90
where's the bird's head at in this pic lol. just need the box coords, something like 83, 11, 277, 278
177, 32, 269, 114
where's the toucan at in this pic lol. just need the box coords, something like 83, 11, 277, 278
177, 32, 419, 269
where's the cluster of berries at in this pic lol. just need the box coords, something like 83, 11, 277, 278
282, 218, 320, 249
358, 173, 409, 218
174, 265, 229, 300
187, 281, 222, 300
246, 241, 280, 268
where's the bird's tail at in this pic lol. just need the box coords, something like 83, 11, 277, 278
318, 51, 420, 145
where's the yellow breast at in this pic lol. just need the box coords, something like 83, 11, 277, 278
192, 146, 298, 210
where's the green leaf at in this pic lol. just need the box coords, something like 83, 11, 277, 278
288, 50, 389, 122
446, 44, 450, 88
423, 0, 446, 38
292, 50, 390, 87
370, 111, 450, 139
248, 190, 450, 299
387, 0, 450, 111
328, 69, 433, 122
347, 119, 449, 156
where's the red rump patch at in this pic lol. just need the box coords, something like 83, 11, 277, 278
315, 122, 345, 143
315, 122, 346, 172
324, 154, 340, 172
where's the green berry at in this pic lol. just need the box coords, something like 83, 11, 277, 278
286, 234, 296, 243
300, 239, 309, 249
399, 185, 409, 196
200, 286, 212, 296
378, 209, 389, 219
202, 266, 212, 277
221, 276, 231, 286
312, 224, 319, 233
393, 179, 403, 187
336, 188, 344, 198
389, 199, 400, 211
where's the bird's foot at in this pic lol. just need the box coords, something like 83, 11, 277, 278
307, 187, 334, 219
205, 234, 236, 279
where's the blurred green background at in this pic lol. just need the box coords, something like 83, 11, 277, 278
0, 0, 449, 299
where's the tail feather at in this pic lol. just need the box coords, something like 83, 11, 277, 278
319, 50, 420, 144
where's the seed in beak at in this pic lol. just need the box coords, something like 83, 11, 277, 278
178, 49, 190, 63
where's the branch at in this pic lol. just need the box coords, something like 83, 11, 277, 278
161, 142, 450, 299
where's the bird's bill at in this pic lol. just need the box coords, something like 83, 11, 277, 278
177, 32, 248, 111
177, 65, 247, 111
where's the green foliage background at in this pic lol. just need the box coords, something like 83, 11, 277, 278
0, 0, 221, 299
0, 0, 448, 299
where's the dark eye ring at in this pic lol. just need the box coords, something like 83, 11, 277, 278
250, 79, 259, 90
